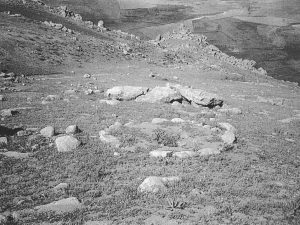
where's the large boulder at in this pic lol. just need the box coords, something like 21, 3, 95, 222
135, 86, 182, 103
106, 86, 149, 101
55, 136, 81, 152
170, 84, 223, 107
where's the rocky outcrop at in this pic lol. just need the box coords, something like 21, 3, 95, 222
170, 84, 223, 107
135, 86, 181, 103
106, 86, 149, 101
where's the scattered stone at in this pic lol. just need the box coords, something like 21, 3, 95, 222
135, 86, 181, 103
219, 108, 242, 115
1, 109, 15, 117
173, 151, 198, 158
113, 152, 120, 156
99, 130, 120, 148
221, 131, 236, 144
17, 130, 31, 136
85, 89, 94, 95
151, 118, 169, 124
84, 74, 91, 78
219, 122, 236, 133
40, 126, 55, 138
53, 183, 69, 192
106, 86, 149, 101
0, 151, 30, 159
106, 122, 122, 133
65, 125, 78, 134
171, 118, 185, 123
198, 148, 220, 156
0, 137, 8, 145
170, 84, 223, 107
138, 176, 181, 193
55, 136, 81, 152
149, 149, 173, 158
34, 197, 83, 214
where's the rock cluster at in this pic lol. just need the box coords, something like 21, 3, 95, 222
105, 84, 223, 107
43, 21, 74, 34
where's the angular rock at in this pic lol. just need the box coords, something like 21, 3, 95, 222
106, 86, 149, 101
173, 151, 198, 159
0, 137, 8, 145
65, 125, 78, 134
151, 118, 169, 124
0, 95, 5, 101
0, 151, 30, 159
170, 84, 223, 107
198, 148, 220, 156
40, 126, 55, 138
149, 149, 173, 158
138, 176, 181, 193
221, 131, 236, 144
34, 197, 83, 214
55, 136, 81, 152
99, 130, 120, 148
135, 86, 181, 103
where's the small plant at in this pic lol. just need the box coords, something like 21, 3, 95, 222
166, 198, 186, 210
153, 128, 179, 147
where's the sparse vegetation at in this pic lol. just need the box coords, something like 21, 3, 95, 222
0, 0, 299, 224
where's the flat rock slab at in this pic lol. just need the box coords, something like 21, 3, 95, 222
106, 86, 149, 101
34, 197, 83, 214
170, 84, 223, 107
55, 136, 81, 152
138, 176, 181, 193
0, 151, 30, 159
135, 86, 181, 103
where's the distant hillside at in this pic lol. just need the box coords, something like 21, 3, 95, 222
43, 0, 120, 22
